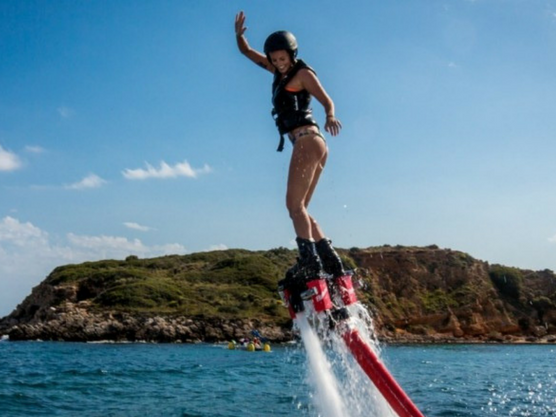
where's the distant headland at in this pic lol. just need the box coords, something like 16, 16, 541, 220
1, 245, 555, 344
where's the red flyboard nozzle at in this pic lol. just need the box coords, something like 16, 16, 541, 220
279, 288, 297, 319
335, 275, 358, 305
306, 279, 333, 312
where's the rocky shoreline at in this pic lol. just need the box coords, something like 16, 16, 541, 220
2, 299, 555, 345
0, 301, 292, 343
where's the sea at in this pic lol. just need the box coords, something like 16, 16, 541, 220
1, 335, 555, 417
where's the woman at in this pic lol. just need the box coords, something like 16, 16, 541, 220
235, 11, 345, 281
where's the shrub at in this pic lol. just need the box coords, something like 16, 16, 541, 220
218, 305, 240, 315
95, 278, 183, 309
489, 265, 523, 299
532, 296, 554, 311
532, 296, 554, 323
208, 255, 279, 289
341, 255, 357, 271
422, 289, 458, 312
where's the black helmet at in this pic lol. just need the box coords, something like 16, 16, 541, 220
264, 31, 298, 59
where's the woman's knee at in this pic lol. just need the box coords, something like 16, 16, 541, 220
286, 199, 306, 219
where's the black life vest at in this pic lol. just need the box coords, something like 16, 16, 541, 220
271, 59, 319, 152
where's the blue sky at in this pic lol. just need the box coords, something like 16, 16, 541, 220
1, 0, 556, 317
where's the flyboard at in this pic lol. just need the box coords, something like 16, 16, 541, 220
278, 272, 425, 417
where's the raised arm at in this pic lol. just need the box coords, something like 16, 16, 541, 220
235, 11, 275, 73
298, 69, 343, 136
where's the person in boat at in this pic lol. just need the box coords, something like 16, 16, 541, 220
234, 11, 345, 281
253, 337, 262, 349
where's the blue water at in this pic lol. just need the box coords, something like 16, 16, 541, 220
1, 340, 555, 416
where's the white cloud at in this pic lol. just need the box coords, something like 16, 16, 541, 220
0, 216, 48, 247
25, 145, 45, 154
57, 106, 75, 119
549, 234, 556, 243
153, 242, 188, 254
67, 233, 186, 259
124, 222, 153, 232
122, 160, 212, 180
206, 244, 228, 251
0, 216, 188, 317
0, 216, 74, 317
68, 233, 145, 251
65, 174, 107, 190
0, 145, 22, 172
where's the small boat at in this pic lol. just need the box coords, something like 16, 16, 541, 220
228, 338, 271, 352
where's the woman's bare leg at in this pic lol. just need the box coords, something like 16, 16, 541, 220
286, 135, 327, 239
305, 152, 327, 241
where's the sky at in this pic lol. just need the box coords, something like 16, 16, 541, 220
1, 0, 556, 317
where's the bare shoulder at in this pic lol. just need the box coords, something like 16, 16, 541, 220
298, 68, 318, 78
297, 68, 322, 89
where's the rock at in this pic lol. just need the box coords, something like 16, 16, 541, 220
532, 326, 548, 338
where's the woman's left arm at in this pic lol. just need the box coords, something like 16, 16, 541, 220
299, 70, 342, 136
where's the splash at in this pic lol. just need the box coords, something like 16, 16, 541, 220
295, 301, 397, 417
297, 311, 346, 417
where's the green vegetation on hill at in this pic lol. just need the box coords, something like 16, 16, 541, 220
44, 248, 303, 324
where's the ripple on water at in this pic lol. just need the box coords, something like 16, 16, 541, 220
2, 342, 556, 416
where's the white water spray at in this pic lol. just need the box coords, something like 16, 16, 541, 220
296, 301, 397, 417
296, 311, 346, 417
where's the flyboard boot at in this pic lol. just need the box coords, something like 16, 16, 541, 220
288, 237, 324, 281
315, 238, 345, 278
316, 238, 357, 324
278, 237, 326, 317
278, 237, 358, 326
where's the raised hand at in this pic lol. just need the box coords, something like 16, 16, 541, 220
235, 11, 247, 37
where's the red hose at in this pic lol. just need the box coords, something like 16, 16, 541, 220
342, 329, 425, 417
